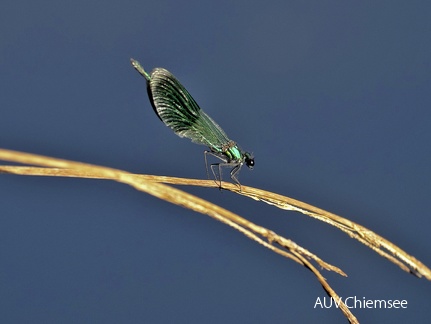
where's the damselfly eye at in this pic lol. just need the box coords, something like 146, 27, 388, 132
245, 155, 254, 169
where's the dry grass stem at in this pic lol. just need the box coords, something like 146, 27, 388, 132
1, 148, 429, 323
4, 163, 427, 280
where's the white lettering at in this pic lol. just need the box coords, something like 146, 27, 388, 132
332, 297, 342, 309
314, 297, 323, 308
373, 300, 387, 308
345, 296, 354, 308
322, 297, 333, 309
315, 296, 408, 309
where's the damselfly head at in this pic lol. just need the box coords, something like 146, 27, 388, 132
244, 153, 254, 169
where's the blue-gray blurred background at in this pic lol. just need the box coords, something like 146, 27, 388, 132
1, 1, 430, 323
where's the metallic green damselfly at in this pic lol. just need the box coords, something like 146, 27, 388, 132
131, 59, 254, 187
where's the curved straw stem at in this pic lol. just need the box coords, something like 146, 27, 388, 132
2, 148, 430, 323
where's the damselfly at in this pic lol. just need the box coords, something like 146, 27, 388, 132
131, 59, 254, 187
